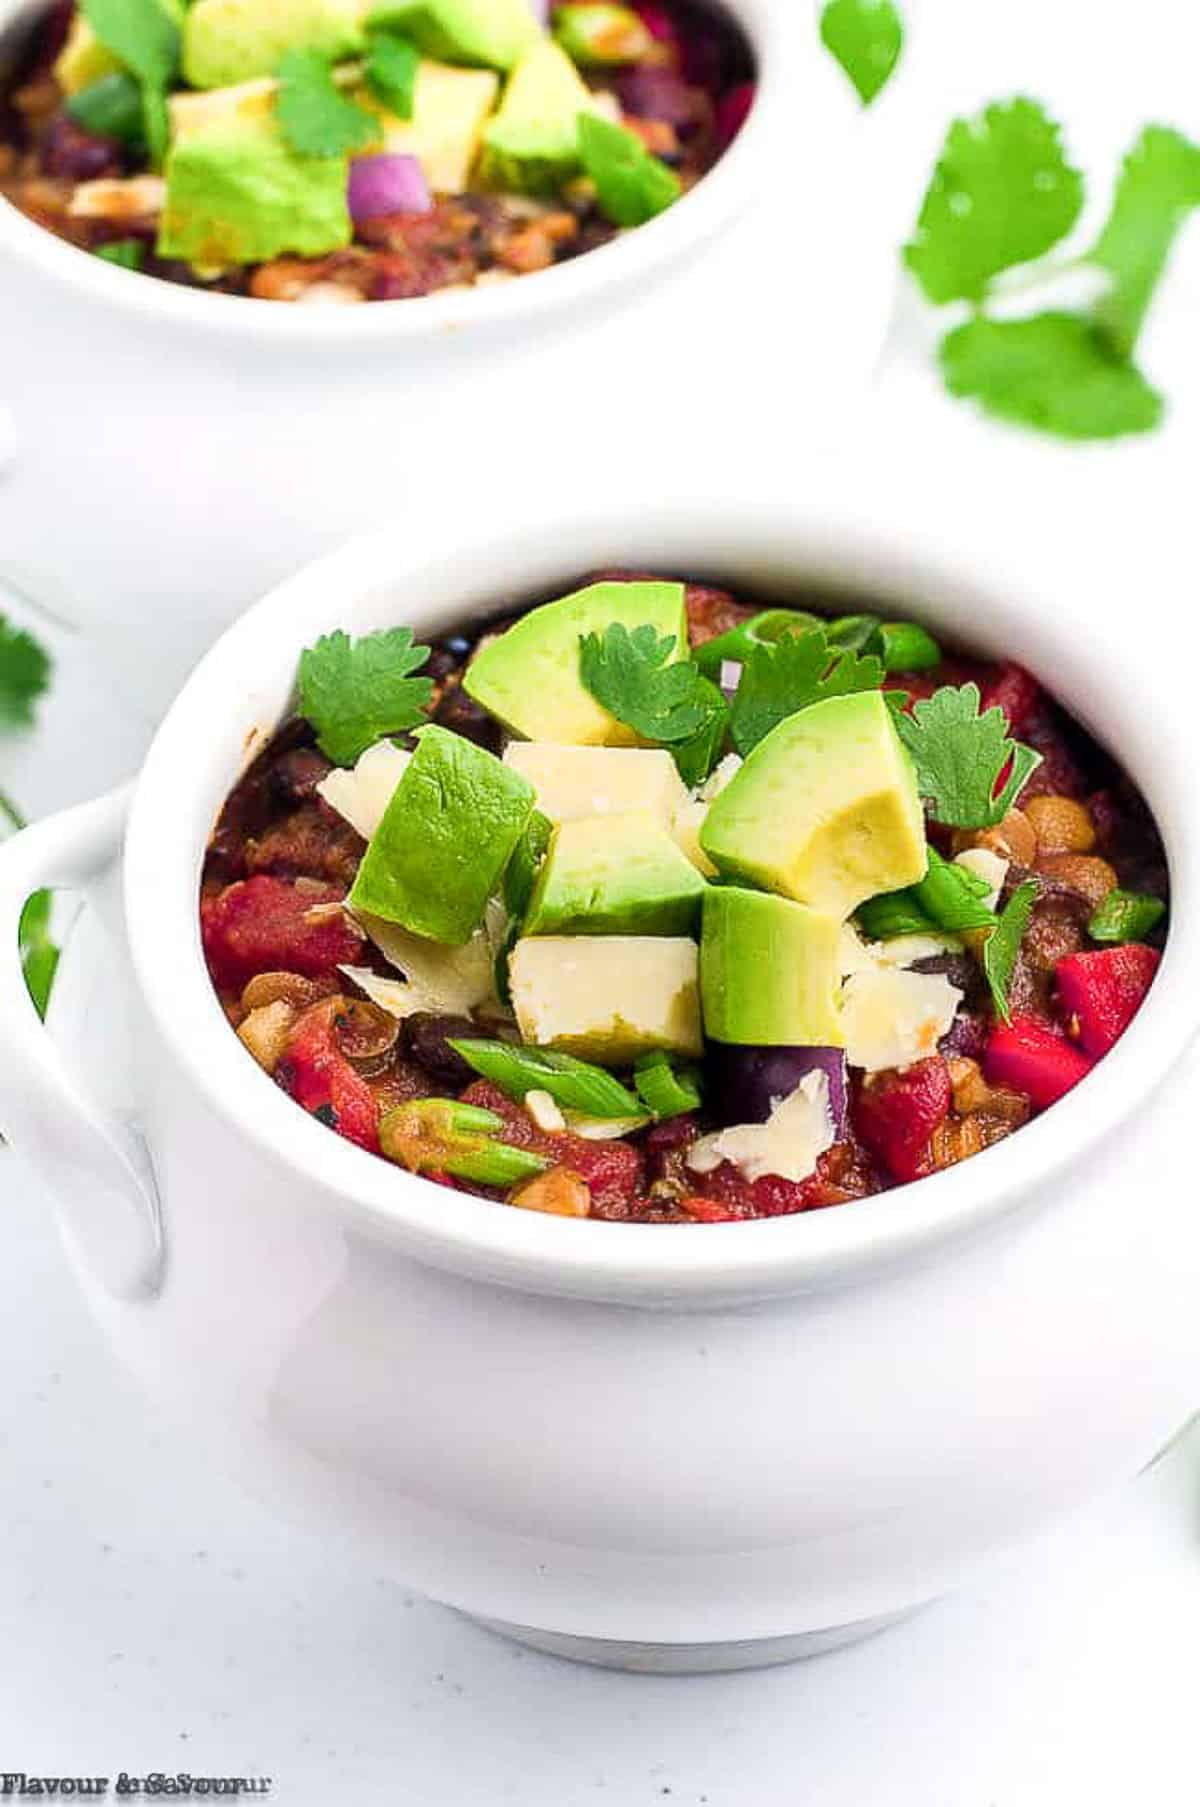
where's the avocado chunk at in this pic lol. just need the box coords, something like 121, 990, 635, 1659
525, 810, 706, 937
553, 4, 654, 65
509, 935, 702, 1063
503, 743, 690, 829
700, 692, 927, 919
183, 0, 365, 90
700, 888, 844, 1046
477, 38, 596, 194
366, 0, 540, 69
464, 581, 688, 746
348, 725, 535, 944
158, 114, 351, 265
361, 57, 500, 190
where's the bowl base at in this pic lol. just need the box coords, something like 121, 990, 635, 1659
466, 1604, 923, 1674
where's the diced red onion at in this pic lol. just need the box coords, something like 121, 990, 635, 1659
707, 1045, 849, 1139
719, 658, 742, 701
348, 153, 431, 223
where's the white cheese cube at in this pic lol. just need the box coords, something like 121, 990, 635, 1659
318, 741, 411, 843
509, 935, 701, 1064
839, 966, 962, 1074
504, 742, 690, 829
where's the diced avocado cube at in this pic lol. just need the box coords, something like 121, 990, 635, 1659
183, 0, 366, 90
502, 743, 691, 830
700, 692, 927, 920
700, 888, 844, 1046
366, 0, 541, 70
464, 580, 688, 746
349, 725, 536, 944
525, 810, 706, 937
553, 4, 654, 65
477, 38, 595, 194
509, 935, 702, 1063
158, 115, 351, 265
360, 57, 499, 191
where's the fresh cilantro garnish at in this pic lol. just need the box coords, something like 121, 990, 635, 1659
19, 890, 60, 1021
905, 100, 1200, 439
983, 879, 1037, 1024
577, 114, 681, 228
0, 615, 51, 727
728, 628, 882, 757
940, 314, 1164, 439
277, 49, 380, 158
297, 627, 433, 766
819, 0, 903, 106
96, 239, 146, 270
81, 0, 180, 166
904, 98, 1084, 305
673, 677, 729, 787
1091, 126, 1200, 356
365, 27, 419, 119
579, 624, 719, 744
895, 683, 1041, 829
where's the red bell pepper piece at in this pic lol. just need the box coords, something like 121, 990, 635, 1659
984, 1016, 1092, 1112
854, 1058, 952, 1184
1055, 944, 1161, 1059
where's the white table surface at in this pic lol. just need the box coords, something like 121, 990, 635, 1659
5, 0, 1200, 1800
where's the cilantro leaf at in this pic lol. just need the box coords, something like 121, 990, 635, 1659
1090, 125, 1200, 357
277, 49, 380, 158
895, 683, 1041, 829
940, 313, 1163, 439
19, 889, 60, 1021
983, 879, 1037, 1024
673, 677, 729, 787
297, 627, 433, 766
819, 0, 903, 106
904, 97, 1084, 304
81, 0, 180, 166
728, 628, 882, 757
578, 624, 718, 744
365, 27, 419, 119
0, 616, 51, 727
577, 114, 681, 228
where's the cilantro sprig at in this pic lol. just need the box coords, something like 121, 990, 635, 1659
905, 101, 1200, 439
578, 624, 727, 781
819, 0, 903, 107
0, 616, 52, 727
895, 683, 1041, 829
297, 627, 433, 766
277, 49, 380, 158
729, 628, 883, 757
81, 0, 180, 166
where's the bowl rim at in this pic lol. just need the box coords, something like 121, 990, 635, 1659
120, 489, 1200, 1305
0, 0, 798, 346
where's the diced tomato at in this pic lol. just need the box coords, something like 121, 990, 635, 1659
459, 1081, 644, 1211
854, 1058, 952, 1183
277, 998, 380, 1153
983, 1016, 1092, 1112
200, 875, 364, 994
981, 661, 1040, 733
1055, 945, 1161, 1059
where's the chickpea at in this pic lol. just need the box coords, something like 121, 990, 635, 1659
510, 1167, 592, 1217
1037, 853, 1118, 909
954, 807, 1037, 868
237, 1000, 294, 1074
1024, 795, 1096, 855
241, 971, 327, 1014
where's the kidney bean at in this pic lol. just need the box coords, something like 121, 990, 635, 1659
40, 113, 122, 181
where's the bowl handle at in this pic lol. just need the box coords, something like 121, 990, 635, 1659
0, 785, 163, 1299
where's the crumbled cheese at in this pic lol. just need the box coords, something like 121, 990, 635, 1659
671, 752, 744, 876
69, 176, 166, 220
687, 1073, 834, 1184
348, 907, 499, 1017
525, 1089, 566, 1133
699, 752, 743, 802
839, 966, 962, 1074
563, 1111, 650, 1139
954, 846, 1009, 910
317, 741, 411, 842
838, 922, 961, 977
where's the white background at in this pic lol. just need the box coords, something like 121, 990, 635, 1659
4, 0, 1200, 1800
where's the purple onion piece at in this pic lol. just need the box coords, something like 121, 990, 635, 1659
348, 153, 432, 223
719, 658, 742, 700
706, 1045, 849, 1139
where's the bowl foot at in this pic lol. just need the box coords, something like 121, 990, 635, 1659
465, 1604, 923, 1673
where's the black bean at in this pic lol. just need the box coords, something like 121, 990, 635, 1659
402, 1013, 481, 1088
432, 685, 503, 754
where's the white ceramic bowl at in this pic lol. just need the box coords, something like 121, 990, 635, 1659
2, 491, 1199, 1672
0, 0, 932, 706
